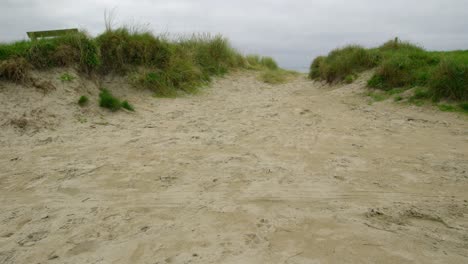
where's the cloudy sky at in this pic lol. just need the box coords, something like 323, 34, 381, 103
1, 0, 468, 70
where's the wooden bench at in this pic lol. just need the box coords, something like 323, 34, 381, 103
27, 28, 79, 40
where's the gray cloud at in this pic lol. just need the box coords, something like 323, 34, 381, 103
1, 0, 467, 70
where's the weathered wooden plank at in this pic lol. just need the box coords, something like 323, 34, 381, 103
27, 28, 79, 40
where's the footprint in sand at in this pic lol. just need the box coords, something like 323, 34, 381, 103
17, 231, 48, 247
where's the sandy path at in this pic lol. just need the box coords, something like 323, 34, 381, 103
1, 72, 468, 263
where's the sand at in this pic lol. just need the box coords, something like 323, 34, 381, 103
1, 69, 467, 263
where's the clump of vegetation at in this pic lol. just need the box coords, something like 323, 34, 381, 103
260, 69, 298, 85
121, 100, 135, 111
437, 104, 457, 112
78, 95, 89, 106
378, 38, 424, 52
394, 95, 404, 102
96, 28, 173, 74
0, 32, 100, 73
59, 72, 76, 82
245, 55, 281, 71
179, 34, 243, 77
309, 38, 468, 106
344, 74, 357, 84
243, 55, 293, 84
366, 91, 388, 102
98, 89, 135, 112
309, 45, 378, 83
0, 24, 287, 95
430, 59, 468, 101
368, 48, 438, 90
459, 102, 468, 112
99, 89, 122, 111
246, 55, 261, 69
308, 56, 325, 79
0, 57, 30, 82
260, 57, 279, 70
0, 29, 241, 89
437, 103, 468, 114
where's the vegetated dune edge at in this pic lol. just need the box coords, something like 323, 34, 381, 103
0, 70, 467, 264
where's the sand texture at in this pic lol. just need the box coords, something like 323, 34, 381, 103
1, 70, 468, 263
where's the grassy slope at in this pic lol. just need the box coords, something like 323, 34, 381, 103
309, 39, 468, 112
0, 28, 285, 96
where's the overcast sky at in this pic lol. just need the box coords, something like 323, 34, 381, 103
1, 0, 468, 70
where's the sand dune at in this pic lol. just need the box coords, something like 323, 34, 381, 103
1, 70, 467, 263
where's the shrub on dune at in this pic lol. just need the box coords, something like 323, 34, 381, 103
430, 59, 468, 101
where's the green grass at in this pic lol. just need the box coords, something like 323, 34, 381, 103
59, 72, 75, 82
245, 55, 281, 71
0, 26, 283, 97
98, 89, 135, 112
366, 91, 389, 102
459, 102, 468, 112
0, 32, 100, 73
0, 57, 29, 82
344, 74, 357, 84
309, 38, 467, 102
243, 55, 291, 84
260, 69, 297, 84
99, 89, 122, 111
438, 104, 457, 112
309, 45, 378, 83
121, 100, 135, 111
410, 87, 431, 100
78, 95, 89, 106
438, 103, 468, 114
260, 57, 279, 70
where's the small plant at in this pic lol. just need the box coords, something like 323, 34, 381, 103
121, 100, 135, 111
260, 69, 297, 84
459, 102, 468, 112
59, 72, 75, 82
99, 89, 122, 111
438, 104, 457, 112
0, 58, 29, 82
394, 95, 403, 102
78, 95, 89, 106
436, 102, 468, 114
260, 57, 279, 70
430, 59, 468, 101
344, 74, 356, 84
387, 87, 406, 95
309, 56, 325, 79
366, 91, 388, 102
309, 45, 377, 83
98, 88, 135, 112
410, 87, 431, 100
246, 55, 261, 69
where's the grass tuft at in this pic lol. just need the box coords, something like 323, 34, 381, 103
430, 59, 468, 101
437, 104, 457, 112
78, 95, 89, 106
0, 25, 284, 95
0, 57, 30, 82
260, 69, 297, 84
59, 72, 76, 82
459, 102, 468, 112
309, 45, 378, 83
344, 74, 357, 84
310, 38, 468, 103
99, 89, 122, 111
121, 100, 135, 111
98, 88, 135, 112
260, 57, 279, 70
